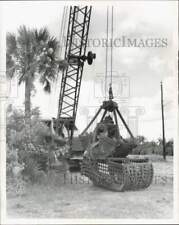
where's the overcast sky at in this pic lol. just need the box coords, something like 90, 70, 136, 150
2, 1, 178, 140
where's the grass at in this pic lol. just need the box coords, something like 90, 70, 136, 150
7, 155, 173, 219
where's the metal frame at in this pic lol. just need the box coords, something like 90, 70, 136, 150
57, 6, 92, 148
81, 99, 134, 139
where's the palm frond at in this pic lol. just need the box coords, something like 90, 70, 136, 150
34, 27, 49, 43
6, 54, 15, 78
43, 79, 51, 93
17, 26, 35, 59
17, 26, 31, 47
47, 37, 58, 50
6, 25, 63, 97
6, 33, 17, 56
39, 69, 56, 93
18, 72, 26, 85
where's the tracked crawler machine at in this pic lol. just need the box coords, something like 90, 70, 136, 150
55, 5, 153, 191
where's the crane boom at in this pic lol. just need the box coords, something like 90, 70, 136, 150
57, 6, 95, 149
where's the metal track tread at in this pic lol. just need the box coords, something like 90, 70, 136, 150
81, 158, 153, 191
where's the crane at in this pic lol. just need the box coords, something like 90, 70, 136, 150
56, 6, 95, 157
53, 6, 153, 191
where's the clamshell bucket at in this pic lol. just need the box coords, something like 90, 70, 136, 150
80, 97, 154, 191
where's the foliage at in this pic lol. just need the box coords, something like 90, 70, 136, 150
165, 139, 173, 156
6, 105, 66, 184
6, 104, 51, 152
6, 26, 64, 91
6, 26, 66, 130
79, 133, 173, 156
130, 136, 173, 156
6, 144, 27, 196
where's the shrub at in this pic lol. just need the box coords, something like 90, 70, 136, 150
6, 145, 27, 196
6, 105, 64, 184
131, 140, 173, 156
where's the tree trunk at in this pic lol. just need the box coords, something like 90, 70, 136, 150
25, 75, 32, 147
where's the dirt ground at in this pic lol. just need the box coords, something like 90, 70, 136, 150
7, 156, 173, 219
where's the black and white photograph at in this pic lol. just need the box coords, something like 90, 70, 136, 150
0, 1, 178, 224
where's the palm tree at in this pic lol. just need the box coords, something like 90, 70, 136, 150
6, 26, 66, 142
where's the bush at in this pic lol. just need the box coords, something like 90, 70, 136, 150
6, 105, 64, 184
131, 140, 173, 156
22, 157, 47, 184
6, 145, 27, 196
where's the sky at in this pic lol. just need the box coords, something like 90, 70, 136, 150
2, 1, 178, 141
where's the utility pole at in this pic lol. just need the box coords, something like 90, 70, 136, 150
161, 81, 166, 160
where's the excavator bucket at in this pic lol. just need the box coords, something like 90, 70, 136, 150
81, 157, 153, 191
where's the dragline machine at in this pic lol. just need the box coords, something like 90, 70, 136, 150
55, 5, 153, 191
